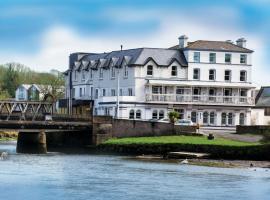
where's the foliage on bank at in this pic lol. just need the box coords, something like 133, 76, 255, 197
100, 136, 270, 160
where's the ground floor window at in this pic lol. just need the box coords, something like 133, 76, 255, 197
129, 110, 135, 119
136, 110, 141, 119
221, 113, 227, 125
191, 111, 197, 123
203, 112, 209, 124
239, 113, 245, 125
152, 110, 158, 119
159, 110, 164, 119
174, 109, 184, 119
210, 112, 215, 125
228, 113, 234, 125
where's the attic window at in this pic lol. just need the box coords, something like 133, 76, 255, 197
147, 65, 153, 76
171, 66, 177, 76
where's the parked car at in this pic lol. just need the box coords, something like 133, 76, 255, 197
175, 119, 194, 126
148, 118, 170, 123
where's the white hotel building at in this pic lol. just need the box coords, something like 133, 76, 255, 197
64, 35, 255, 126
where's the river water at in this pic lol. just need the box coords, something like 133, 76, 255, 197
0, 142, 269, 200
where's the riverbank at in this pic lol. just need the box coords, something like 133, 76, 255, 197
99, 135, 270, 160
0, 131, 17, 141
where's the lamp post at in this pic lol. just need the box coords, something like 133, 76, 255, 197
115, 45, 123, 119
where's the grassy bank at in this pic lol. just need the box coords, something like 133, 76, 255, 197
100, 136, 270, 160
104, 136, 258, 146
0, 131, 18, 141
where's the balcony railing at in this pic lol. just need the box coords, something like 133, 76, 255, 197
146, 94, 254, 105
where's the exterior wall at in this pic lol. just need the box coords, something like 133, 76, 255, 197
112, 119, 196, 138
15, 87, 28, 100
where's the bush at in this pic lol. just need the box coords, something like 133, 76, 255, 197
168, 111, 179, 123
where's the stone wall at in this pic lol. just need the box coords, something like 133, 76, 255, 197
112, 119, 197, 138
236, 125, 270, 135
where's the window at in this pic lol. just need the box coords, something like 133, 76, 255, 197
79, 88, 82, 97
82, 71, 85, 81
239, 113, 245, 125
136, 110, 141, 119
171, 66, 177, 76
129, 110, 135, 119
224, 70, 231, 81
191, 111, 197, 123
240, 70, 247, 82
95, 89, 99, 99
111, 89, 116, 96
209, 53, 216, 63
102, 89, 106, 96
128, 88, 133, 96
174, 109, 184, 119
152, 110, 158, 119
240, 54, 247, 64
264, 108, 270, 116
159, 110, 164, 119
194, 52, 200, 63
147, 65, 153, 76
72, 88, 75, 98
228, 113, 233, 125
221, 113, 227, 125
74, 70, 77, 81
119, 89, 123, 96
99, 68, 103, 79
209, 88, 216, 101
193, 68, 200, 80
209, 69, 216, 81
111, 67, 115, 78
210, 112, 215, 125
152, 86, 162, 94
203, 112, 209, 124
90, 69, 93, 79
124, 65, 128, 77
19, 87, 24, 99
225, 54, 231, 63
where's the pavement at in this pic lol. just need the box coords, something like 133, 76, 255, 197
198, 126, 263, 143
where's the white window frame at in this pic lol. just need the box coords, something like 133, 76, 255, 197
111, 67, 115, 79
225, 53, 232, 63
99, 68, 103, 79
240, 54, 247, 64
171, 65, 177, 76
209, 53, 216, 63
240, 70, 247, 82
209, 69, 216, 81
124, 65, 128, 78
193, 52, 200, 63
193, 68, 200, 80
224, 70, 231, 82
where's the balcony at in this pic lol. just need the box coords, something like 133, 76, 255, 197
145, 94, 254, 106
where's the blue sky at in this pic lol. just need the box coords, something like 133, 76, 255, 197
0, 0, 269, 85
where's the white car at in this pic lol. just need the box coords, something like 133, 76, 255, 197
175, 119, 194, 126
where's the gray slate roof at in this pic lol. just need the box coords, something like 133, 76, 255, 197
170, 40, 253, 53
71, 48, 188, 70
255, 87, 270, 107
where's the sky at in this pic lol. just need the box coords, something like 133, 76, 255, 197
0, 0, 269, 86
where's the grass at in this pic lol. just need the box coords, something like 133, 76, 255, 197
104, 135, 260, 147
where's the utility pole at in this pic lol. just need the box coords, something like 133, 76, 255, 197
115, 45, 123, 119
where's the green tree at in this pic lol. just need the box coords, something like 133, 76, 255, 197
2, 63, 19, 97
168, 111, 179, 124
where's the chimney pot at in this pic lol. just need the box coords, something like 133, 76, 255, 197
236, 38, 247, 48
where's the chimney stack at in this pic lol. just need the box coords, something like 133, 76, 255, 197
236, 38, 247, 48
178, 35, 188, 48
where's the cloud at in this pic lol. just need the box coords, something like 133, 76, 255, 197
0, 5, 268, 85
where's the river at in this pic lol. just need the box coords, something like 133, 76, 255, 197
0, 141, 269, 200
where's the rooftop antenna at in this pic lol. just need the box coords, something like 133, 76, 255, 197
120, 45, 123, 51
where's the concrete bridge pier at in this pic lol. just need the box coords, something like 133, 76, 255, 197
16, 131, 47, 154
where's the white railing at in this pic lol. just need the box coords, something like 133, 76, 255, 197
145, 94, 254, 105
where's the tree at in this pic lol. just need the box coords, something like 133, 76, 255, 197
168, 111, 179, 124
2, 63, 19, 97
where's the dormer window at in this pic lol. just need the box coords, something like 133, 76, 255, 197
194, 52, 200, 63
74, 70, 77, 81
124, 65, 128, 77
209, 53, 216, 63
147, 65, 153, 76
171, 66, 177, 76
82, 70, 85, 81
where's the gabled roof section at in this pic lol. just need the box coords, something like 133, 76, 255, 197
255, 87, 270, 107
19, 84, 32, 90
170, 40, 253, 53
72, 47, 188, 69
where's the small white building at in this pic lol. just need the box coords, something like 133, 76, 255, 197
64, 35, 256, 126
15, 84, 52, 101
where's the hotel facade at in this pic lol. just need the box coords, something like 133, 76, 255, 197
64, 35, 255, 126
